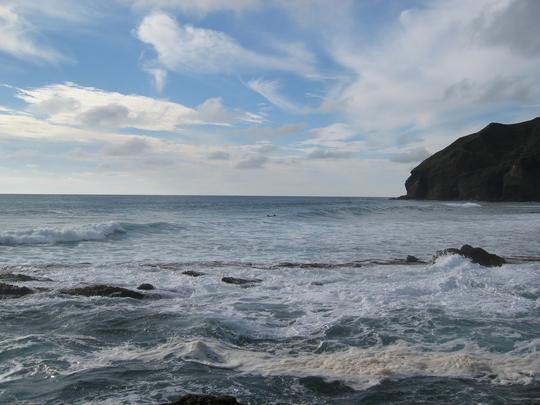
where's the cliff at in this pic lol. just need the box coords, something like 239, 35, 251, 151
402, 117, 540, 201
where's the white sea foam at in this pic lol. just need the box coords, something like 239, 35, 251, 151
57, 338, 540, 390
0, 222, 126, 245
444, 202, 482, 207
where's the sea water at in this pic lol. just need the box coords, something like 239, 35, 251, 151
0, 195, 538, 404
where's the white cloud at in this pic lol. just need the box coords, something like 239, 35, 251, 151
304, 123, 356, 146
135, 12, 316, 76
0, 4, 66, 63
15, 82, 256, 130
324, 0, 540, 138
247, 79, 303, 113
143, 66, 167, 92
390, 147, 431, 163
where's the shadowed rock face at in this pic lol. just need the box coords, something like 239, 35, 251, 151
403, 117, 540, 201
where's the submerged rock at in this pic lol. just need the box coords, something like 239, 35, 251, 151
405, 255, 423, 263
137, 283, 155, 290
161, 394, 243, 405
436, 244, 506, 267
182, 270, 205, 277
61, 284, 144, 299
0, 273, 45, 282
221, 276, 262, 285
0, 283, 34, 298
402, 117, 540, 201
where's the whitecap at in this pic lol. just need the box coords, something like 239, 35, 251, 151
0, 222, 126, 245
443, 202, 482, 208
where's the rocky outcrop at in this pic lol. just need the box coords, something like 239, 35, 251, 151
436, 244, 505, 267
402, 117, 540, 201
137, 283, 155, 290
161, 394, 243, 405
0, 273, 49, 282
221, 276, 262, 285
0, 283, 34, 298
61, 285, 144, 299
182, 270, 205, 277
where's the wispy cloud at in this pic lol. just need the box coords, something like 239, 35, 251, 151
135, 12, 317, 78
0, 4, 67, 63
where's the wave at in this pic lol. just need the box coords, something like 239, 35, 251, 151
0, 222, 128, 246
57, 338, 539, 391
444, 202, 482, 208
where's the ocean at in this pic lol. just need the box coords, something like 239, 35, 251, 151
0, 195, 539, 404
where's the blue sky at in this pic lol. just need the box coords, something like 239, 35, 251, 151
0, 0, 538, 195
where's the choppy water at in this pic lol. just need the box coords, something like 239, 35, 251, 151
0, 195, 539, 404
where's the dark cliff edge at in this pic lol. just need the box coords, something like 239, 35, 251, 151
400, 117, 540, 201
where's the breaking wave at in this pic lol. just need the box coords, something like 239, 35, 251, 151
444, 202, 482, 208
0, 222, 130, 245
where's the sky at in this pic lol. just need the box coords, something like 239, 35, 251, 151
0, 0, 539, 196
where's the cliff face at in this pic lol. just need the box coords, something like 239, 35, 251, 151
403, 117, 540, 201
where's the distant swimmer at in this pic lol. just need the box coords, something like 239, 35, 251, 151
266, 214, 277, 217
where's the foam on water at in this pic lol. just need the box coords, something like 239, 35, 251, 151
444, 202, 482, 208
0, 221, 127, 245
49, 337, 540, 391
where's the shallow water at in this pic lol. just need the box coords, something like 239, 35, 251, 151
0, 195, 539, 404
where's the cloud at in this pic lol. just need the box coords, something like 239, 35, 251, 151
304, 123, 356, 146
390, 147, 431, 163
102, 138, 151, 156
15, 82, 255, 130
324, 0, 540, 139
207, 151, 230, 160
79, 104, 131, 128
247, 79, 303, 113
235, 155, 268, 169
307, 149, 352, 160
0, 4, 66, 63
135, 12, 316, 76
143, 66, 167, 92
125, 0, 261, 16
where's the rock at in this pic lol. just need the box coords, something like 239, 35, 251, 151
137, 283, 155, 290
0, 283, 34, 298
182, 270, 205, 277
0, 273, 49, 282
161, 394, 243, 405
406, 255, 422, 263
401, 117, 540, 201
436, 245, 506, 267
221, 276, 262, 285
61, 284, 144, 299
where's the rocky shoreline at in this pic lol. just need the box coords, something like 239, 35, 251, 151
0, 245, 510, 300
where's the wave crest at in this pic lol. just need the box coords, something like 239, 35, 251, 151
0, 222, 127, 245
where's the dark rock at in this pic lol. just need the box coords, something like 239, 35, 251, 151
402, 117, 540, 201
0, 273, 50, 282
221, 276, 262, 285
436, 245, 506, 267
161, 394, 243, 405
406, 255, 422, 263
182, 270, 205, 277
137, 283, 155, 290
61, 284, 144, 299
0, 283, 34, 298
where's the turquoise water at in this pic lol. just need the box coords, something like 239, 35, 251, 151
0, 195, 539, 404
